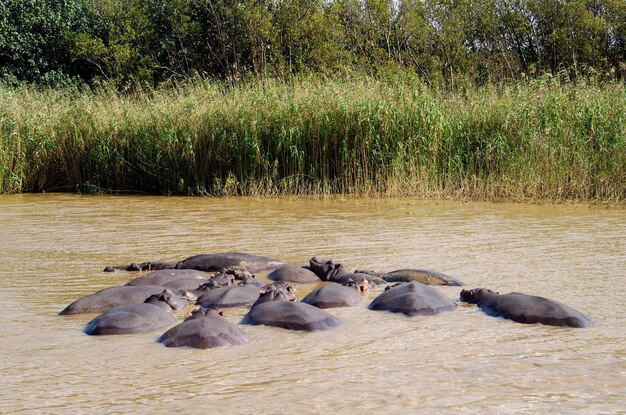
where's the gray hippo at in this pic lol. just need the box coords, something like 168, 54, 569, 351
196, 284, 262, 308
238, 277, 265, 287
309, 256, 349, 281
158, 307, 248, 349
191, 272, 236, 297
103, 262, 176, 272
125, 269, 208, 286
267, 264, 322, 283
383, 269, 464, 286
460, 288, 591, 328
162, 278, 207, 291
60, 285, 179, 315
368, 281, 457, 316
84, 289, 183, 335
301, 280, 368, 309
175, 253, 285, 273
331, 272, 386, 286
243, 284, 340, 331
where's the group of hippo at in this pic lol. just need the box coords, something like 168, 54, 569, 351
60, 252, 592, 349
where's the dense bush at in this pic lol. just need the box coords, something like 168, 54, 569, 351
1, 0, 625, 87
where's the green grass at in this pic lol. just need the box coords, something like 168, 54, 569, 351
1, 76, 625, 203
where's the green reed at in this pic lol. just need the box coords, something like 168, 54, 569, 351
1, 76, 624, 202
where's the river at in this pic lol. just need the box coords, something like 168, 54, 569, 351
0, 195, 624, 414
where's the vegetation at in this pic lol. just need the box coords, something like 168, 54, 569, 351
1, 0, 625, 87
1, 0, 624, 202
1, 76, 624, 202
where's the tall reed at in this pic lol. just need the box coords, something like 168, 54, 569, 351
1, 77, 624, 202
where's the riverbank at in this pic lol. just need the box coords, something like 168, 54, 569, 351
1, 77, 624, 203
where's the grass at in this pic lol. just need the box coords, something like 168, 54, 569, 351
1, 75, 624, 203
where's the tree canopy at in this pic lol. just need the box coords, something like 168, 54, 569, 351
1, 0, 625, 87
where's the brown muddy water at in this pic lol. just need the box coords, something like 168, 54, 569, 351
0, 195, 624, 414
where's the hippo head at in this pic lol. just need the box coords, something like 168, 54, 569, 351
343, 278, 370, 293
179, 290, 198, 304
309, 256, 346, 281
223, 267, 254, 281
145, 289, 185, 311
384, 282, 405, 291
186, 307, 223, 320
459, 288, 498, 304
211, 272, 236, 286
253, 282, 298, 306
197, 273, 234, 291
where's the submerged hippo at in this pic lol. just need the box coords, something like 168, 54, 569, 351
158, 307, 248, 349
60, 285, 174, 315
369, 281, 457, 316
331, 272, 386, 286
309, 256, 349, 281
383, 269, 464, 286
196, 284, 262, 308
103, 261, 176, 272
267, 264, 322, 283
84, 289, 183, 335
301, 280, 367, 309
162, 278, 207, 291
460, 288, 591, 328
125, 269, 208, 287
244, 284, 340, 331
175, 253, 285, 273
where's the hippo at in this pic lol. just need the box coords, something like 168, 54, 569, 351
103, 262, 176, 272
162, 278, 207, 291
267, 264, 322, 283
60, 285, 177, 315
244, 284, 340, 331
196, 284, 262, 308
221, 267, 255, 281
125, 269, 208, 287
460, 288, 591, 328
309, 256, 349, 281
301, 280, 367, 309
331, 272, 386, 286
191, 272, 236, 297
175, 253, 285, 273
383, 269, 464, 286
368, 281, 457, 316
239, 278, 265, 287
158, 307, 248, 349
84, 289, 183, 335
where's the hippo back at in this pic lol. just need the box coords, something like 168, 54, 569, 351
301, 284, 362, 308
59, 285, 167, 315
84, 303, 176, 335
158, 314, 248, 348
244, 301, 341, 331
369, 281, 457, 316
479, 292, 591, 327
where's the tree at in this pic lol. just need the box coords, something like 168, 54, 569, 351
0, 0, 88, 84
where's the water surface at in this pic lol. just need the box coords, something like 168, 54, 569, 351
0, 195, 624, 414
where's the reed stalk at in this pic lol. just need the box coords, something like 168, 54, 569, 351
1, 76, 624, 203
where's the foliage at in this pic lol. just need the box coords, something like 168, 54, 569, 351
1, 77, 624, 202
2, 0, 626, 86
